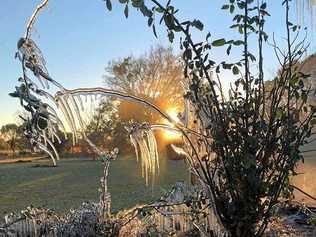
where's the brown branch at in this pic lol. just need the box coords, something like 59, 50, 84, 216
290, 184, 316, 201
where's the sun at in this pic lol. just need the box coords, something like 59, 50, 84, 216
162, 107, 182, 142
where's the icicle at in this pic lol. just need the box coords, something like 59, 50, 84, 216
48, 125, 55, 143
46, 137, 60, 161
60, 95, 78, 133
34, 140, 56, 166
39, 133, 59, 161
61, 96, 78, 142
130, 134, 139, 162
57, 99, 76, 145
68, 93, 86, 134
52, 130, 61, 144
76, 95, 85, 111
127, 123, 160, 185
42, 130, 47, 147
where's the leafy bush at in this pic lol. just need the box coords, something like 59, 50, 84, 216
106, 0, 315, 236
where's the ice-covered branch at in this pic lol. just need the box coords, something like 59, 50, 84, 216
25, 0, 49, 39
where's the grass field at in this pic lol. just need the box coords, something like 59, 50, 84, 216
0, 154, 188, 216
0, 150, 315, 217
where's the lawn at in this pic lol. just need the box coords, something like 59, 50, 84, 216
0, 154, 189, 216
0, 150, 315, 217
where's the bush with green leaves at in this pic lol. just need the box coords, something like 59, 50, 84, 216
105, 0, 315, 236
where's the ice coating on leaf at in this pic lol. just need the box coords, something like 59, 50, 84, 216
17, 38, 50, 89
170, 144, 189, 158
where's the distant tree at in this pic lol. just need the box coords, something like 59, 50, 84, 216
104, 45, 184, 123
85, 99, 128, 152
0, 124, 20, 157
101, 46, 186, 150
0, 137, 8, 150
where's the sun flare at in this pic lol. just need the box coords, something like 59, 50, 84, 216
162, 107, 182, 142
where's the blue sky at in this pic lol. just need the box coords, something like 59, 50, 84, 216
0, 0, 315, 126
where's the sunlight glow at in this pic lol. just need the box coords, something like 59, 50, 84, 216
162, 107, 182, 142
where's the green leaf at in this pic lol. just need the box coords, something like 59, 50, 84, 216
155, 7, 164, 13
148, 17, 153, 27
212, 38, 226, 47
222, 4, 229, 10
192, 20, 204, 31
223, 63, 232, 69
119, 0, 128, 3
261, 2, 267, 9
140, 5, 152, 17
230, 4, 235, 14
233, 40, 244, 46
206, 32, 211, 41
226, 45, 232, 55
276, 110, 284, 119
168, 31, 174, 43
164, 14, 175, 29
152, 24, 158, 38
132, 0, 143, 8
292, 25, 298, 32
249, 53, 256, 62
124, 4, 129, 18
238, 26, 243, 34
174, 25, 182, 32
301, 92, 308, 102
106, 0, 112, 11
232, 65, 239, 75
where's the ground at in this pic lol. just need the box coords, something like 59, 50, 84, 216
0, 155, 188, 215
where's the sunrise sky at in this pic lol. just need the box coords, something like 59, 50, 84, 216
0, 0, 315, 126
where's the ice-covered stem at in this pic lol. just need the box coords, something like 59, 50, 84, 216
99, 148, 119, 219
25, 0, 49, 39
86, 138, 119, 218
55, 88, 182, 130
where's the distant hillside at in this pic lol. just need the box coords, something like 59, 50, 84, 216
300, 53, 316, 102
300, 53, 316, 78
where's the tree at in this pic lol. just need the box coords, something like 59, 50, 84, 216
0, 124, 20, 157
104, 45, 184, 123
0, 137, 8, 150
85, 98, 128, 152
101, 46, 186, 149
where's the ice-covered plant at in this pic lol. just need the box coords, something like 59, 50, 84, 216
9, 0, 316, 236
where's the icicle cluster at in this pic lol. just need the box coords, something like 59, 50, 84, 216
296, 0, 316, 28
126, 122, 159, 185
1, 206, 57, 237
